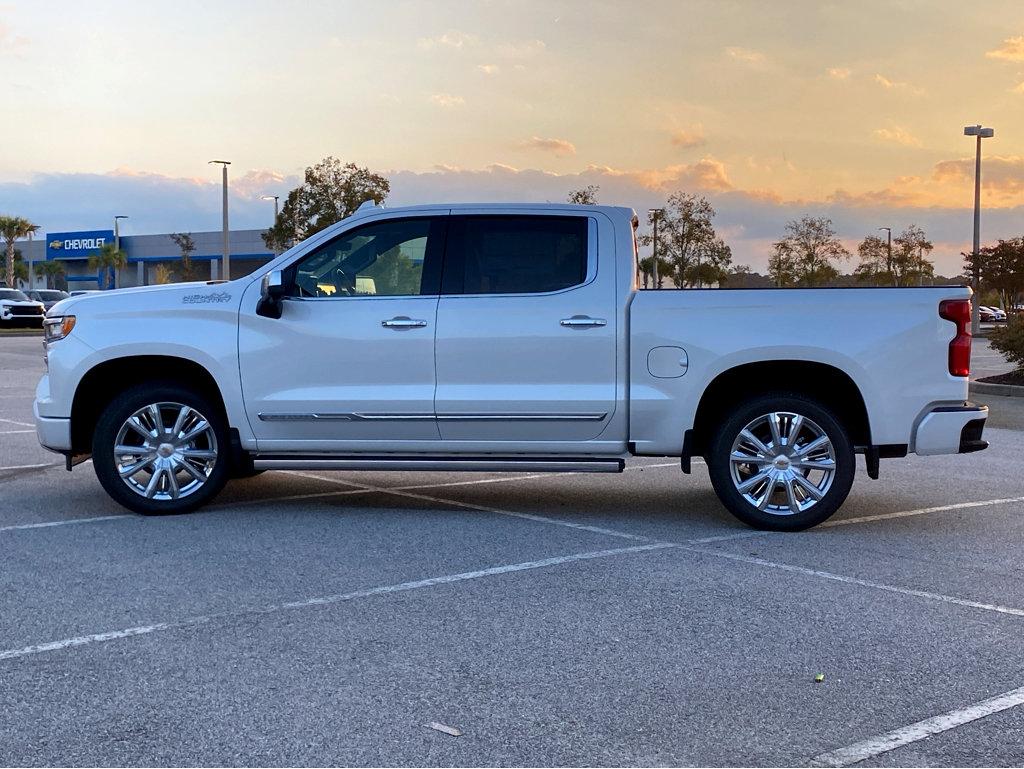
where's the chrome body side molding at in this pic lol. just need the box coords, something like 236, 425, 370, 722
258, 412, 608, 422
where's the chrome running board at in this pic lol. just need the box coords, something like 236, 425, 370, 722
252, 456, 625, 473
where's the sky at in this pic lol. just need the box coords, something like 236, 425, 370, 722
3, 0, 1024, 273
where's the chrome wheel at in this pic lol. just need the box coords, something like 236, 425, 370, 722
113, 402, 218, 501
729, 411, 836, 516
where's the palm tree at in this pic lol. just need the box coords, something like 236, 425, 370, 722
0, 216, 39, 289
88, 242, 128, 289
34, 260, 67, 290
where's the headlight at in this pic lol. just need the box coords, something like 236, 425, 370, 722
43, 315, 76, 343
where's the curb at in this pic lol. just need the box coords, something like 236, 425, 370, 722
970, 381, 1024, 398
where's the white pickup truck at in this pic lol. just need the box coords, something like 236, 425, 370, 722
34, 203, 988, 530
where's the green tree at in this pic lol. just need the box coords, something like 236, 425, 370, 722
169, 232, 197, 282
965, 238, 1024, 309
567, 185, 599, 205
0, 248, 28, 285
34, 259, 67, 290
363, 246, 422, 295
990, 316, 1024, 373
0, 216, 39, 289
855, 225, 934, 286
88, 242, 128, 289
263, 158, 390, 253
769, 216, 849, 287
637, 255, 674, 288
640, 193, 732, 288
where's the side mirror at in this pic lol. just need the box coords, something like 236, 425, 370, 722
256, 269, 288, 319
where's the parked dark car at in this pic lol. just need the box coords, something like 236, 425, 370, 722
25, 289, 70, 312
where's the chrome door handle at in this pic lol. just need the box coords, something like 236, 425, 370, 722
560, 316, 607, 328
381, 316, 428, 328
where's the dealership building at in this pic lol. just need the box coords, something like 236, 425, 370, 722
14, 228, 275, 290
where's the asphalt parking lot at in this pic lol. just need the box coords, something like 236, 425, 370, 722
2, 335, 1024, 767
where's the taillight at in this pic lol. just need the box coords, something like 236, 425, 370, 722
939, 299, 972, 377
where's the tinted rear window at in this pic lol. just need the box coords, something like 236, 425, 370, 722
445, 216, 588, 295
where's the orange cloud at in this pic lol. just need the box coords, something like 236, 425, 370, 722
827, 67, 851, 80
873, 126, 922, 147
829, 155, 1024, 208
417, 31, 476, 50
669, 127, 706, 148
431, 93, 465, 108
724, 46, 766, 66
608, 158, 733, 193
520, 136, 576, 156
986, 35, 1024, 62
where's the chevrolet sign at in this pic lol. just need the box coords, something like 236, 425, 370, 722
46, 229, 115, 260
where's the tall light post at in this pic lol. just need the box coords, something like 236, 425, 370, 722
261, 195, 280, 255
113, 215, 129, 289
647, 208, 662, 289
113, 215, 128, 251
261, 194, 279, 222
209, 160, 231, 280
964, 125, 994, 334
878, 227, 891, 287
26, 230, 34, 290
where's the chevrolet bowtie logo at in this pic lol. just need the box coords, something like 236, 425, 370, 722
49, 240, 63, 250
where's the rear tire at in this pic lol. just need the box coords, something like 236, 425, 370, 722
92, 382, 229, 515
706, 394, 855, 531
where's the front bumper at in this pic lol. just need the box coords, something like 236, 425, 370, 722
912, 403, 989, 456
33, 388, 72, 453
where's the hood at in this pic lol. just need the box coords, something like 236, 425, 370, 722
49, 280, 237, 317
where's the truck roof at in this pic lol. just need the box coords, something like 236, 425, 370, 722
352, 202, 636, 218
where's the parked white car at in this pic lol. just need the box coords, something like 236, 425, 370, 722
34, 203, 988, 530
0, 288, 45, 326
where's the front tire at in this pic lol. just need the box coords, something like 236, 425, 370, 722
706, 394, 855, 531
92, 383, 229, 515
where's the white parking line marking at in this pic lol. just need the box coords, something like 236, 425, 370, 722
0, 418, 33, 427
809, 684, 1024, 767
283, 470, 662, 544
213, 487, 372, 509
0, 462, 57, 472
824, 496, 1024, 528
0, 542, 675, 662
0, 429, 35, 434
679, 544, 1024, 618
0, 515, 128, 533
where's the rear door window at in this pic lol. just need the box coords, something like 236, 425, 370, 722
442, 215, 588, 295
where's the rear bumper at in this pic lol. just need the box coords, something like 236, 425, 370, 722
912, 403, 988, 456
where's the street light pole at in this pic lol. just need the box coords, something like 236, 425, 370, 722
261, 195, 280, 255
209, 160, 231, 280
964, 124, 994, 334
261, 194, 279, 222
27, 230, 33, 290
113, 215, 128, 289
648, 208, 661, 289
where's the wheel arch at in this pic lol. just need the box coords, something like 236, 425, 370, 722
689, 360, 872, 458
70, 355, 230, 454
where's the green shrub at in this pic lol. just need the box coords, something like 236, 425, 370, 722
989, 315, 1024, 372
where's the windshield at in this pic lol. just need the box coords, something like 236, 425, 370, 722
0, 289, 29, 301
36, 290, 67, 300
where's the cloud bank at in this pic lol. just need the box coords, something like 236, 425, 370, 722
3, 158, 1022, 275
